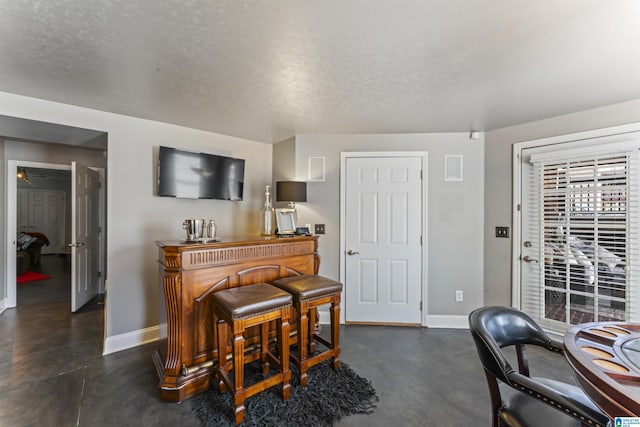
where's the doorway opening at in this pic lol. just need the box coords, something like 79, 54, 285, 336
7, 161, 106, 312
2, 118, 107, 358
16, 166, 73, 308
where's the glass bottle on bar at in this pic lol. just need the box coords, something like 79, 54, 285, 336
260, 185, 275, 235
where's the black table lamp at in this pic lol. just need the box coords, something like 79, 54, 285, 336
276, 181, 307, 210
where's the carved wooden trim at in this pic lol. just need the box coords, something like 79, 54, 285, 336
163, 273, 182, 373
193, 277, 229, 360
314, 253, 320, 274
164, 252, 182, 269
183, 241, 315, 269
237, 264, 280, 277
284, 267, 304, 277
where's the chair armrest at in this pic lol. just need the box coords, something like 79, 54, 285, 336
547, 339, 564, 354
508, 372, 610, 426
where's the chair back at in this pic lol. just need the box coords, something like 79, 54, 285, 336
468, 306, 552, 385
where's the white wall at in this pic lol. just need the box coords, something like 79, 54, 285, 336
9, 87, 638, 346
0, 139, 4, 304
272, 137, 296, 195
484, 98, 640, 306
292, 133, 484, 321
0, 91, 272, 349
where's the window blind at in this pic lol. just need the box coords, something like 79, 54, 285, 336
523, 145, 640, 334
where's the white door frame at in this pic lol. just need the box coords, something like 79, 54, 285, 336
511, 123, 640, 309
340, 151, 429, 326
5, 160, 106, 309
6, 160, 70, 308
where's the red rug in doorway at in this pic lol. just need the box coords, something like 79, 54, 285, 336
17, 271, 50, 284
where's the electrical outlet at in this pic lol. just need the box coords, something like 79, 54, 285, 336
455, 290, 463, 302
315, 224, 325, 234
495, 226, 509, 238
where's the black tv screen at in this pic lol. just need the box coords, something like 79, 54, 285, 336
157, 146, 245, 200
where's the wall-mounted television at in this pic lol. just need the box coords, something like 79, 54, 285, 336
157, 146, 245, 200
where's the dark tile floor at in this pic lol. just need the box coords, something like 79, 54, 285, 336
0, 255, 579, 426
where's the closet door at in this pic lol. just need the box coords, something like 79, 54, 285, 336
344, 155, 424, 324
16, 190, 29, 233
33, 191, 66, 254
20, 189, 67, 254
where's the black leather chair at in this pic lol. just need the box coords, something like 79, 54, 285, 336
469, 306, 611, 427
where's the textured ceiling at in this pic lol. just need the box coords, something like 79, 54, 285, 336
1, 1, 640, 143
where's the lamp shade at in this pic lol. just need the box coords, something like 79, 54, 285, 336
276, 181, 307, 202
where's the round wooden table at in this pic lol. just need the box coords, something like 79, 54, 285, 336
564, 322, 640, 418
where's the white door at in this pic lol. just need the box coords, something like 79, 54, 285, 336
519, 149, 545, 319
71, 162, 101, 312
17, 189, 66, 254
27, 191, 47, 232
16, 190, 28, 232
28, 190, 66, 254
344, 156, 423, 324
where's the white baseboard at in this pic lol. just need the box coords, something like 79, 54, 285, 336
320, 311, 468, 329
104, 313, 334, 356
424, 315, 469, 329
101, 315, 468, 356
159, 322, 167, 338
0, 298, 6, 315
103, 325, 160, 355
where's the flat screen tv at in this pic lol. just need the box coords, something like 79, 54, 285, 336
157, 146, 245, 200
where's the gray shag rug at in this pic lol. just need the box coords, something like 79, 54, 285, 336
193, 359, 378, 426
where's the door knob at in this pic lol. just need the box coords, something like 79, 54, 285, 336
347, 250, 360, 255
522, 255, 538, 263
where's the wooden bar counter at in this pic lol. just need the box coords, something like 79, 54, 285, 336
153, 235, 319, 402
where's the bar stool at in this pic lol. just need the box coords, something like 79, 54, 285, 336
271, 274, 342, 386
212, 283, 292, 425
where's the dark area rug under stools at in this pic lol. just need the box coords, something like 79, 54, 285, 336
193, 359, 378, 426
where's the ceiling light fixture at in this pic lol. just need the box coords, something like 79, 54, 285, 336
469, 131, 480, 140
16, 167, 32, 185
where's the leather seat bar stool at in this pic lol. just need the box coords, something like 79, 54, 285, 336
271, 274, 342, 386
212, 283, 292, 425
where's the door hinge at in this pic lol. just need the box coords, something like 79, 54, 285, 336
420, 170, 423, 179
517, 204, 521, 211
97, 271, 102, 278
420, 235, 423, 245
420, 301, 423, 311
